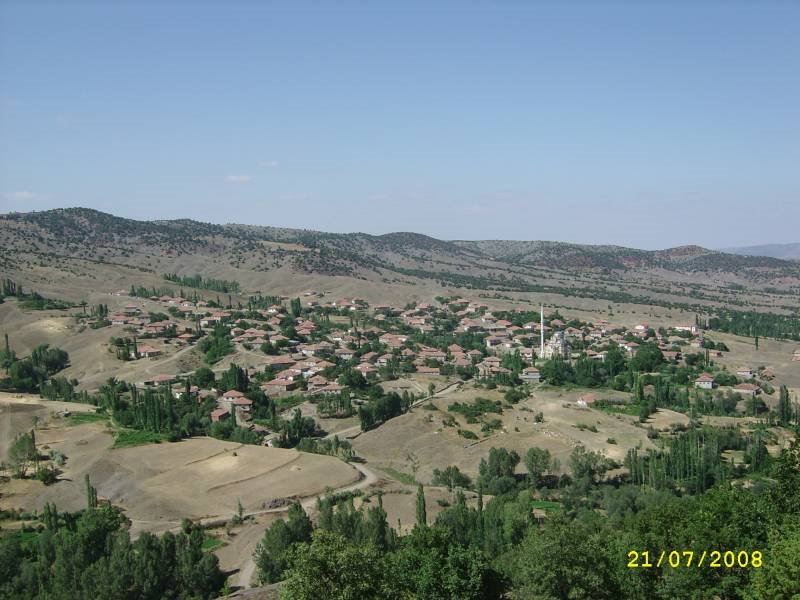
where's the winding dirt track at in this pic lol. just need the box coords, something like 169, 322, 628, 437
233, 462, 378, 590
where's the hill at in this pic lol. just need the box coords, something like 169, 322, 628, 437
1, 208, 799, 315
720, 242, 800, 261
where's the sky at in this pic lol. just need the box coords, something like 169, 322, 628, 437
1, 2, 798, 249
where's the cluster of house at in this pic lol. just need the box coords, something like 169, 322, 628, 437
114, 287, 793, 427
694, 367, 765, 396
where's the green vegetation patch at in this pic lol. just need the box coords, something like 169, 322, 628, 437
67, 412, 108, 426
113, 429, 171, 448
202, 535, 225, 552
531, 499, 564, 514
379, 466, 417, 485
592, 401, 640, 416
1, 529, 40, 550
448, 397, 502, 420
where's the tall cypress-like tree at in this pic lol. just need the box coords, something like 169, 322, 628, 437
415, 483, 427, 528
85, 474, 98, 509
778, 384, 792, 426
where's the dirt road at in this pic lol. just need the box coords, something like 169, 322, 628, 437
233, 462, 378, 589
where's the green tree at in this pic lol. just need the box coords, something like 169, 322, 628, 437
630, 342, 664, 373
431, 465, 472, 491
506, 513, 621, 600
524, 447, 553, 486
254, 502, 313, 583
281, 530, 396, 600
389, 525, 502, 600
7, 431, 36, 478
416, 483, 427, 528
777, 384, 792, 426
569, 445, 609, 484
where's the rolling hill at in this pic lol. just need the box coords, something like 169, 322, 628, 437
1, 208, 799, 314
720, 242, 800, 261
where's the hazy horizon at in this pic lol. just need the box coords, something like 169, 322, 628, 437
2, 3, 798, 250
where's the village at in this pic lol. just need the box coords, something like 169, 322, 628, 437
85, 287, 795, 442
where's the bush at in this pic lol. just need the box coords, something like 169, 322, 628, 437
458, 429, 479, 440
35, 465, 58, 485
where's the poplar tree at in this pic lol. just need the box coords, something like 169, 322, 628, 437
415, 483, 427, 528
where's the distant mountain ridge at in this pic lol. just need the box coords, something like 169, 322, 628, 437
452, 239, 795, 272
720, 242, 800, 261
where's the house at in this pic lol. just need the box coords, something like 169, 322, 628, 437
143, 374, 177, 386
355, 363, 378, 377
420, 350, 447, 363
299, 342, 333, 357
199, 316, 219, 328
376, 354, 394, 366
622, 341, 640, 355
416, 366, 441, 375
310, 383, 345, 396
172, 385, 199, 399
576, 394, 597, 408
734, 383, 760, 396
520, 367, 541, 383
695, 373, 714, 389
736, 367, 754, 379
134, 344, 162, 358
674, 324, 700, 335
334, 348, 356, 360
210, 408, 230, 422
261, 378, 297, 394
307, 375, 330, 390
222, 389, 246, 403
263, 355, 297, 371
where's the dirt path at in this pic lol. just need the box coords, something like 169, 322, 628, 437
232, 462, 378, 590
409, 380, 463, 409
322, 381, 464, 442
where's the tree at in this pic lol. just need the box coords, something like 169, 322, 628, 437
255, 502, 313, 583
749, 527, 800, 600
192, 367, 215, 388
432, 465, 472, 491
778, 384, 792, 426
280, 530, 396, 600
389, 525, 502, 600
8, 431, 36, 478
478, 448, 520, 495
524, 447, 553, 486
506, 513, 621, 600
604, 342, 626, 377
416, 484, 427, 528
569, 445, 608, 484
630, 342, 664, 373
85, 473, 98, 508
290, 297, 303, 317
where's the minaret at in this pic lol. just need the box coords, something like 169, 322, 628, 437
539, 303, 545, 358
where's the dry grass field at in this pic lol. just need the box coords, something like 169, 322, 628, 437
352, 383, 656, 483
0, 394, 362, 537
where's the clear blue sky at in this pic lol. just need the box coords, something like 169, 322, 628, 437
1, 2, 798, 249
